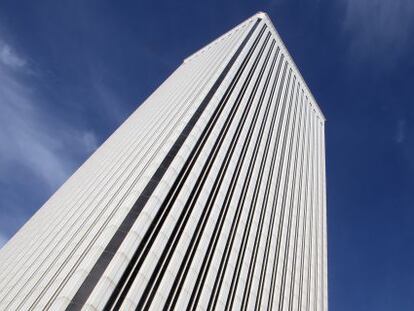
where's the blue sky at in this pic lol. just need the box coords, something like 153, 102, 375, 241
0, 0, 413, 310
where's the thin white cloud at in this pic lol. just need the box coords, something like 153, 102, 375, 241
92, 80, 127, 124
0, 42, 26, 69
0, 37, 99, 241
395, 119, 406, 144
80, 131, 99, 154
342, 0, 414, 62
0, 67, 97, 188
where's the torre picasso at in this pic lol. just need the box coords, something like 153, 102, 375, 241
0, 12, 327, 311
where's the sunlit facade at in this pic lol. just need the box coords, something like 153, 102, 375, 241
0, 12, 327, 310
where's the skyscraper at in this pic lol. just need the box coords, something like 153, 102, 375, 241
0, 11, 327, 311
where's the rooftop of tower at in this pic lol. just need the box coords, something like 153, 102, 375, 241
183, 11, 326, 122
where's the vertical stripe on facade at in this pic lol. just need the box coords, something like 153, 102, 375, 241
0, 12, 327, 311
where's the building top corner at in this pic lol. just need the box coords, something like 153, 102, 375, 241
257, 12, 326, 121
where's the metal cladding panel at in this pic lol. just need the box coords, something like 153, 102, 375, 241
0, 12, 327, 311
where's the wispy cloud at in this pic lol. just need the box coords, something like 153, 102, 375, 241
341, 0, 414, 63
91, 79, 127, 124
395, 119, 406, 144
0, 37, 99, 243
0, 42, 26, 69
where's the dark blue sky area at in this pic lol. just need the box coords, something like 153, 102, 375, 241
0, 1, 413, 310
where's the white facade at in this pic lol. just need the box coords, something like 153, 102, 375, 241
0, 12, 327, 310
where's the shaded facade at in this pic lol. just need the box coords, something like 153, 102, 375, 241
0, 12, 327, 310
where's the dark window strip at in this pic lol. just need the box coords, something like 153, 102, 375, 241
297, 103, 311, 311
163, 41, 277, 311
314, 114, 321, 311
66, 18, 262, 311
309, 114, 317, 311
252, 55, 290, 311
244, 81, 301, 311
207, 61, 289, 311
223, 57, 287, 311
310, 113, 317, 311
106, 22, 267, 310
297, 101, 310, 311
214, 64, 292, 311
313, 115, 318, 311
238, 48, 286, 311
236, 78, 296, 306
186, 48, 282, 311
319, 123, 326, 311
172, 40, 275, 310
227, 59, 293, 311
208, 63, 289, 311
305, 115, 315, 311
267, 72, 299, 310
135, 32, 273, 311
254, 64, 293, 311
277, 82, 305, 311
287, 90, 307, 311
267, 76, 300, 310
